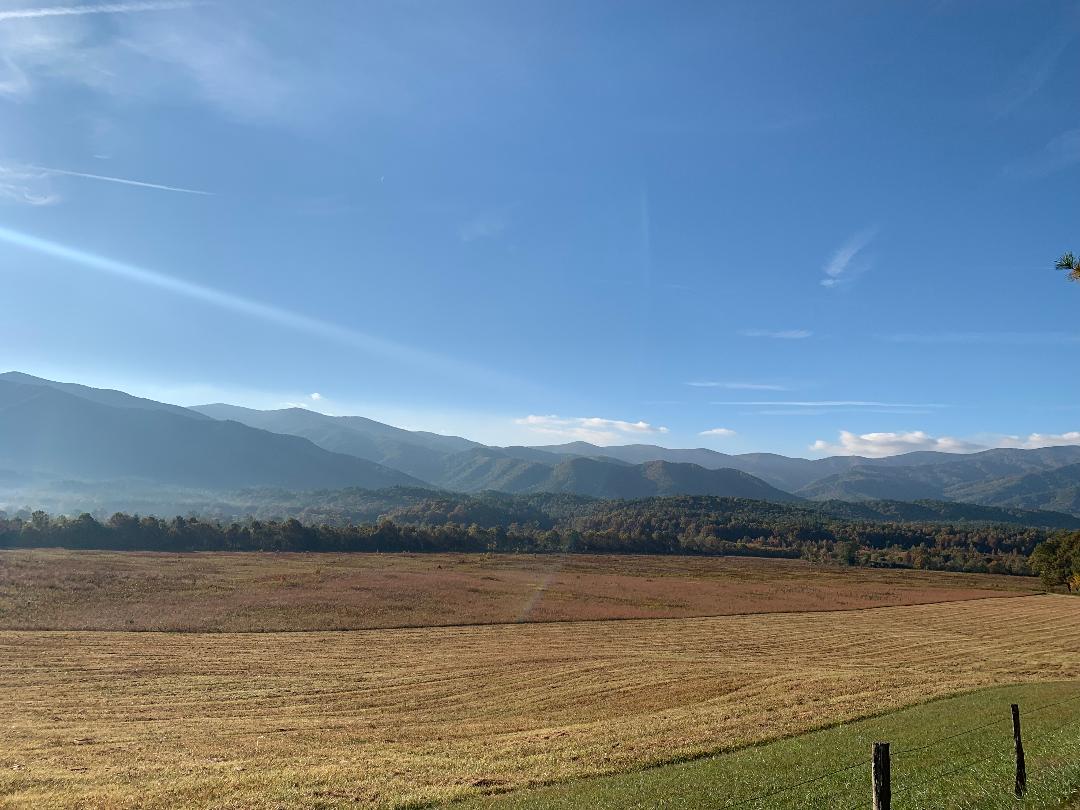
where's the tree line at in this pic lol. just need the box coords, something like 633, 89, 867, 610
3, 503, 1073, 578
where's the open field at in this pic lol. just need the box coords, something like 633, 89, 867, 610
0, 549, 1041, 631
1, 595, 1078, 808
462, 681, 1080, 809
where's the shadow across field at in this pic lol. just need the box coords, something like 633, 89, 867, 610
0, 549, 1040, 631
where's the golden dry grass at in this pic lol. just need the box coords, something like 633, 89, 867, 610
1, 594, 1078, 808
0, 549, 1039, 631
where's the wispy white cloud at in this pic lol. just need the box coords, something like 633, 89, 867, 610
1001, 432, 1080, 449
0, 4, 167, 101
884, 331, 1080, 345
1005, 127, 1080, 178
0, 1, 193, 22
123, 10, 304, 123
0, 55, 29, 96
699, 427, 736, 438
739, 329, 813, 339
687, 381, 788, 390
515, 414, 669, 445
713, 400, 946, 408
0, 163, 57, 205
821, 227, 877, 288
991, 14, 1079, 118
460, 209, 508, 243
811, 430, 984, 457
32, 165, 212, 195
309, 392, 323, 401
0, 2, 307, 123
811, 429, 1080, 457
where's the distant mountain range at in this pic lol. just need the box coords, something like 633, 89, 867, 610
5, 372, 1080, 517
0, 374, 420, 491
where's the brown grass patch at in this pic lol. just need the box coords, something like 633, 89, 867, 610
0, 549, 1039, 631
0, 595, 1077, 808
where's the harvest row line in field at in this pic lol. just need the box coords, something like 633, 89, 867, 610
1, 595, 1078, 808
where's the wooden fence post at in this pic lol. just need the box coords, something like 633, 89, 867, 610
873, 741, 890, 810
1012, 703, 1027, 798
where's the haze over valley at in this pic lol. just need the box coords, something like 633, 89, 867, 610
5, 371, 1080, 520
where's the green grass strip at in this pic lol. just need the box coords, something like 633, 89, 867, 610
458, 681, 1080, 810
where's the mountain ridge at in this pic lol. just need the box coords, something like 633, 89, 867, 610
5, 373, 1080, 514
0, 378, 423, 491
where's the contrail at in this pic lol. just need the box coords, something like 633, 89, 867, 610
0, 1, 192, 21
33, 166, 212, 196
0, 225, 526, 391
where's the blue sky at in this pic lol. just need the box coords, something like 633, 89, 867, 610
0, 0, 1078, 456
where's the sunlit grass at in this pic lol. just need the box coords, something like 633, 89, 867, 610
0, 596, 1078, 807
460, 681, 1080, 809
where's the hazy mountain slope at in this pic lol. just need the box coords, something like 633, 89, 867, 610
947, 463, 1080, 515
434, 448, 555, 493
334, 415, 479, 454
533, 442, 1080, 494
532, 443, 880, 490
0, 371, 207, 421
196, 405, 387, 458
196, 404, 477, 452
193, 403, 479, 483
528, 457, 801, 500
496, 446, 586, 464
0, 381, 421, 490
720, 453, 858, 491
12, 373, 1080, 509
535, 442, 735, 467
799, 447, 1080, 505
796, 467, 946, 502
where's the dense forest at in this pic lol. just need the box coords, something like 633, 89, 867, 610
7, 484, 1080, 530
5, 489, 1079, 578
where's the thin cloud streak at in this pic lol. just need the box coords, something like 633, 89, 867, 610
32, 166, 212, 196
884, 331, 1080, 345
687, 381, 788, 390
712, 400, 947, 408
0, 225, 520, 391
739, 329, 812, 339
992, 11, 1079, 118
1005, 127, 1080, 178
821, 227, 877, 288
751, 408, 936, 417
0, 1, 193, 21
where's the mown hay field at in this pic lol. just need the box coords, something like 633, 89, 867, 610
0, 549, 1039, 631
1, 595, 1078, 808
461, 681, 1080, 809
